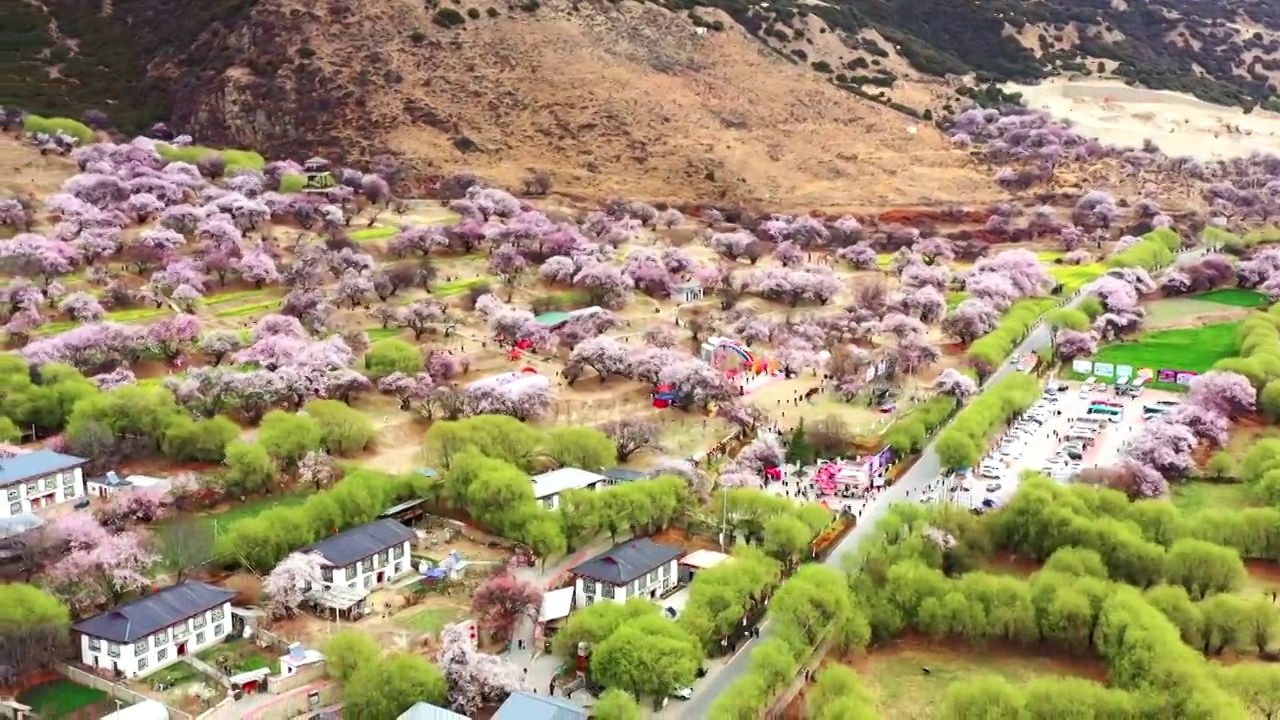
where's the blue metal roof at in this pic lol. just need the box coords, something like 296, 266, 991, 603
494, 692, 587, 720
0, 450, 86, 487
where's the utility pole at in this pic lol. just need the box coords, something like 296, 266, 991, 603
718, 485, 729, 551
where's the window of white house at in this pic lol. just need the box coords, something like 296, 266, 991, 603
64, 485, 76, 497
6, 488, 18, 501
363, 576, 373, 589
193, 615, 206, 629
213, 624, 223, 637
157, 648, 168, 662
582, 578, 597, 595
63, 473, 75, 485
211, 607, 225, 622
378, 550, 388, 564
9, 502, 20, 515
107, 643, 121, 658
601, 583, 616, 599
173, 624, 189, 639
361, 558, 373, 572
648, 570, 659, 584
137, 657, 149, 672
345, 566, 357, 581
44, 478, 56, 490
134, 640, 147, 656
88, 638, 101, 653
196, 631, 205, 645
584, 595, 594, 606
153, 631, 167, 649
25, 483, 37, 496
660, 563, 670, 578
391, 545, 404, 559
322, 567, 333, 582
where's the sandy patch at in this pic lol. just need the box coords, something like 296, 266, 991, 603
1005, 78, 1280, 160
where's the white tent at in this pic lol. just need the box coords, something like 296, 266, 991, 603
101, 700, 170, 720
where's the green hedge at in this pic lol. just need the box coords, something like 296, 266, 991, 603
1106, 227, 1178, 270
157, 145, 266, 172
933, 372, 1041, 469
24, 115, 95, 144
966, 298, 1058, 371
881, 394, 958, 454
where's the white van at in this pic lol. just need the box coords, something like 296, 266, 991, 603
1080, 377, 1096, 397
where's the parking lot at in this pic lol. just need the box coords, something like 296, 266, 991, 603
949, 379, 1183, 510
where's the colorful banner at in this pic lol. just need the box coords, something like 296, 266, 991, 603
1115, 365, 1134, 380
1157, 369, 1178, 382
1137, 367, 1154, 381
1093, 362, 1115, 377
1072, 359, 1093, 374
1176, 371, 1198, 386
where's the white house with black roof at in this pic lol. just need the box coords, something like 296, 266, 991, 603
306, 518, 416, 592
73, 580, 237, 679
0, 449, 87, 516
570, 538, 683, 607
530, 468, 607, 510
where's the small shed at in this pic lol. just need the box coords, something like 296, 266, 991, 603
601, 468, 648, 486
674, 281, 703, 303
304, 584, 369, 620
532, 311, 572, 330
679, 549, 731, 583
229, 668, 271, 696
539, 587, 574, 624
378, 498, 429, 526
86, 471, 171, 499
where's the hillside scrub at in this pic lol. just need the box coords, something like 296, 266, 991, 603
23, 115, 95, 145
155, 145, 266, 172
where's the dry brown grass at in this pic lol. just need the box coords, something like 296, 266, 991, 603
198, 0, 1003, 212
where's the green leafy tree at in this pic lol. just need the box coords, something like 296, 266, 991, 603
558, 489, 603, 549
1041, 547, 1109, 579
553, 599, 659, 659
591, 615, 702, 701
938, 675, 1026, 717
1163, 539, 1246, 600
807, 665, 876, 720
322, 630, 382, 685
545, 426, 615, 470
745, 638, 797, 695
785, 420, 817, 466
762, 515, 813, 568
1045, 308, 1091, 331
592, 689, 643, 720
0, 416, 20, 443
424, 414, 541, 470
66, 384, 182, 459
1204, 451, 1238, 480
302, 399, 376, 456
344, 653, 446, 718
258, 410, 323, 469
162, 415, 239, 463
0, 583, 71, 682
222, 441, 279, 496
1259, 378, 1280, 421
363, 338, 424, 379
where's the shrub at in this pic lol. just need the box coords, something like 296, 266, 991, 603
302, 399, 376, 456
432, 8, 466, 27
279, 174, 307, 193
156, 145, 266, 173
24, 115, 95, 144
364, 338, 424, 379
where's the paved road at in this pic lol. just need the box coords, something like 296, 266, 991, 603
681, 249, 1201, 716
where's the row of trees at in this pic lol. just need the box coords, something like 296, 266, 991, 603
215, 468, 427, 571
934, 372, 1041, 469
871, 500, 1263, 715
708, 564, 871, 718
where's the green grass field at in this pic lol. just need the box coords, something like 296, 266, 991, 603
1087, 322, 1240, 374
213, 299, 280, 318
350, 226, 398, 242
397, 603, 468, 635
1194, 288, 1271, 308
366, 326, 404, 342
156, 491, 310, 561
18, 679, 108, 718
1049, 263, 1106, 293
847, 643, 1107, 717
945, 291, 968, 309
204, 289, 276, 306
1171, 481, 1254, 514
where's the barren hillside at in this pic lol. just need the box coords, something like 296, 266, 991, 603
162, 0, 1001, 209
